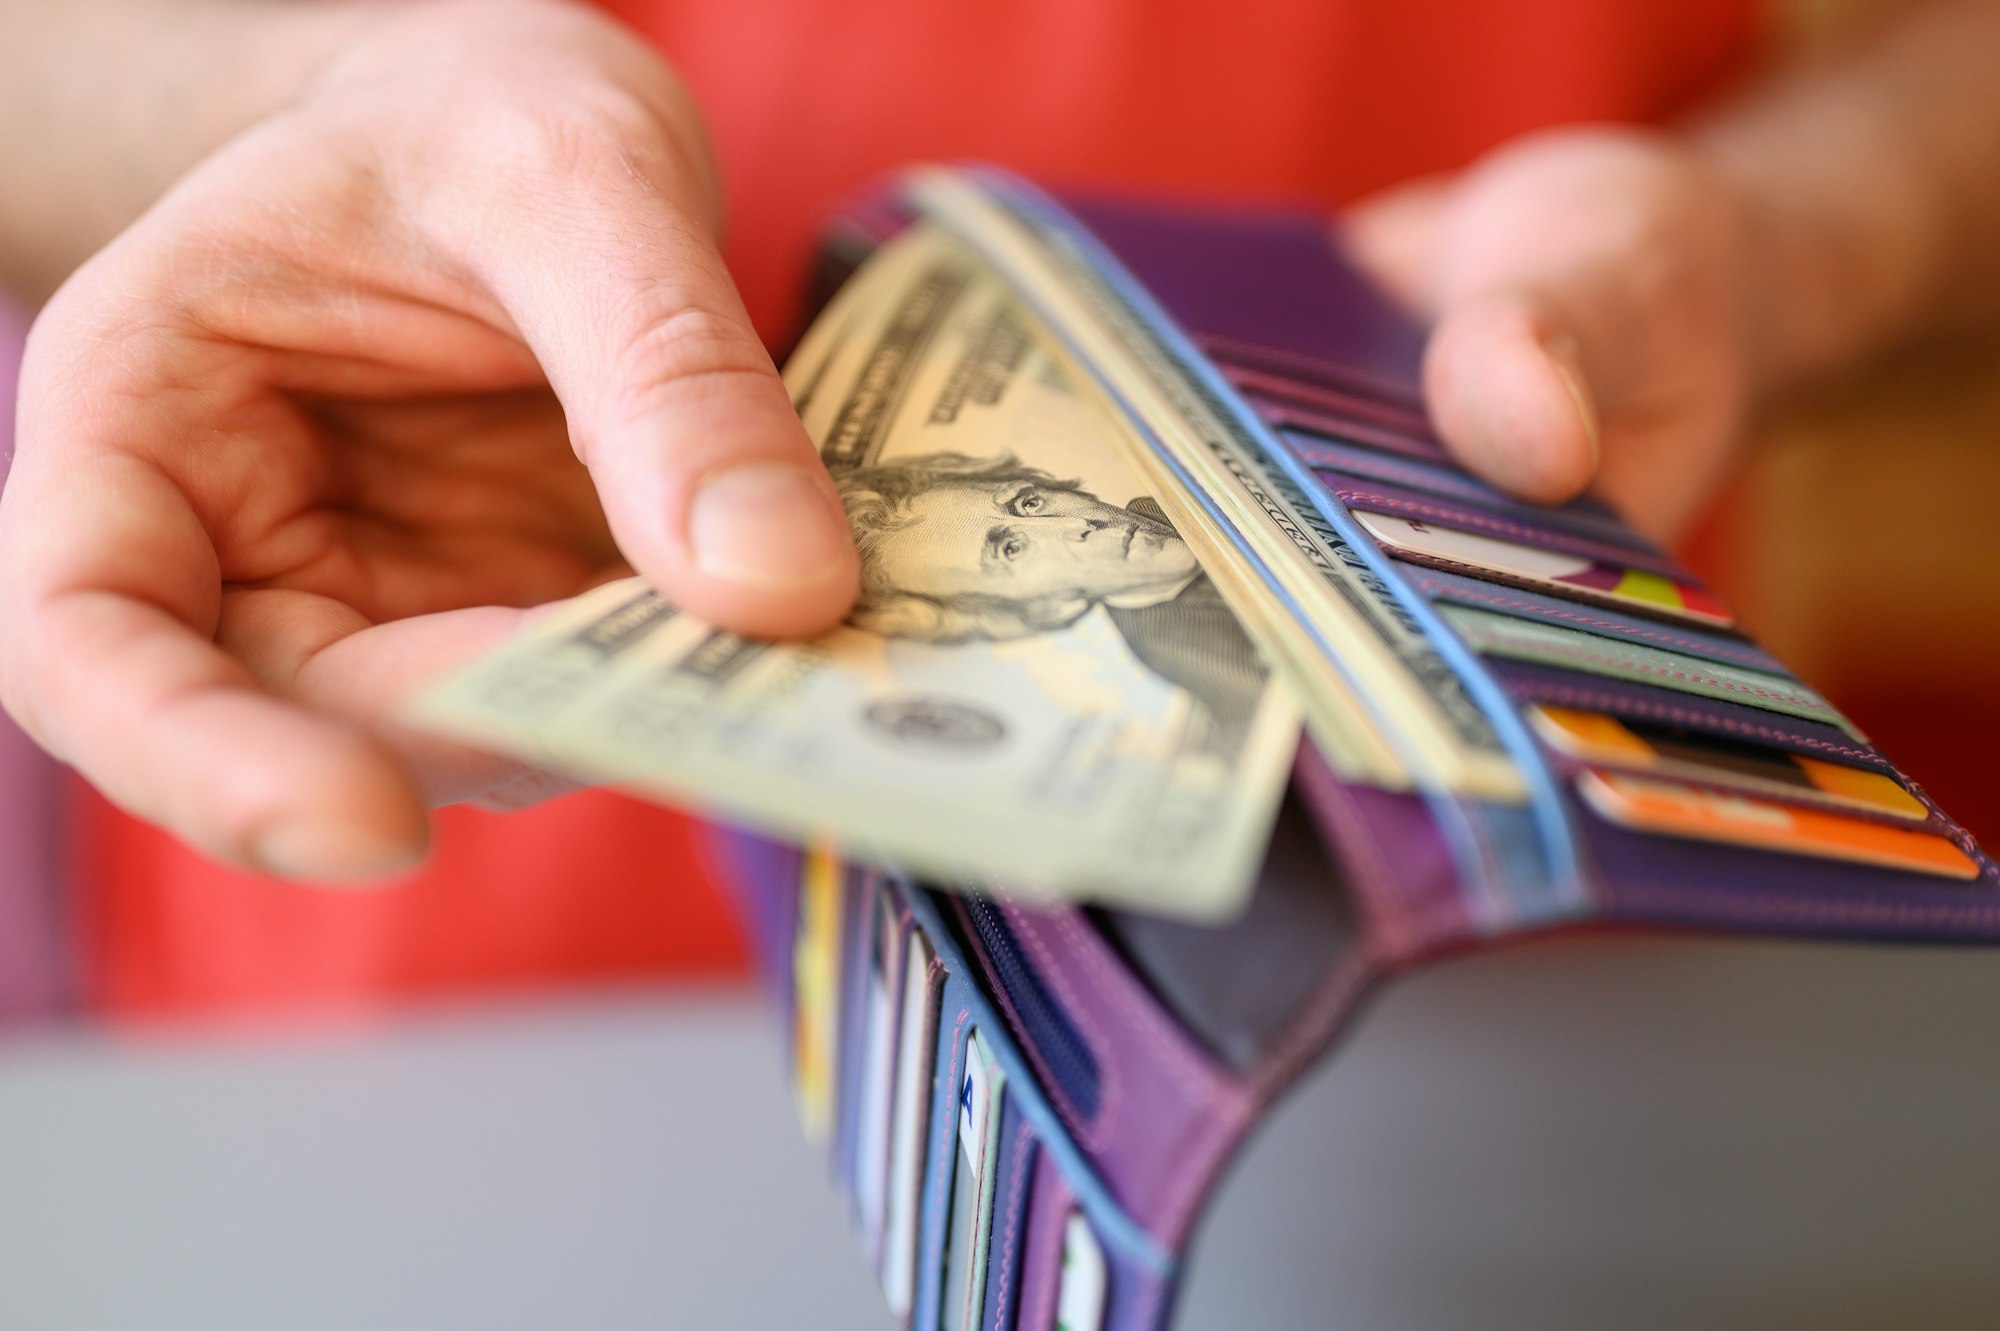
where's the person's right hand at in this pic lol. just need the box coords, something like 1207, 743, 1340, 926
0, 0, 860, 880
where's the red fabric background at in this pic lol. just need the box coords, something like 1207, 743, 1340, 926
80, 0, 1763, 1022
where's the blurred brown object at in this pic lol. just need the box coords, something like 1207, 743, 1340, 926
1690, 336, 2000, 844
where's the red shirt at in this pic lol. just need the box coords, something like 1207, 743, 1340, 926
80, 0, 1763, 1022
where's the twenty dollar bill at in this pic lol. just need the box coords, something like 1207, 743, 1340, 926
417, 223, 1300, 919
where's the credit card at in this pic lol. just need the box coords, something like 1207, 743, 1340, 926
1531, 704, 1925, 822
1354, 510, 1735, 629
1054, 1210, 1109, 1331
882, 930, 939, 1320
1577, 769, 1980, 880
791, 840, 845, 1145
1441, 606, 1854, 733
941, 1029, 1005, 1331
852, 887, 903, 1258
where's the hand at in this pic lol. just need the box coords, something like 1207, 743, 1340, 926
0, 0, 859, 879
1345, 126, 1760, 541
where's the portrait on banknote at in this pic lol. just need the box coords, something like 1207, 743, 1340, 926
833, 451, 1268, 747
420, 221, 1299, 914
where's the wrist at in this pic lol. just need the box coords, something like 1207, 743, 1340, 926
217, 0, 401, 122
1691, 96, 1942, 398
0, 0, 394, 302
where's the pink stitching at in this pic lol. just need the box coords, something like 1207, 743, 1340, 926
1260, 402, 1448, 460
1050, 910, 1235, 1099
1475, 631, 1832, 711
1237, 374, 1432, 432
1201, 335, 1427, 416
918, 1007, 973, 1278
1020, 1163, 1071, 1331
1306, 454, 1499, 506
1261, 952, 1380, 1096
1422, 580, 1774, 670
1616, 880, 2000, 930
1514, 683, 1881, 764
989, 1120, 1033, 1323
1038, 914, 1256, 1244
1290, 755, 1436, 956
1341, 489, 1669, 571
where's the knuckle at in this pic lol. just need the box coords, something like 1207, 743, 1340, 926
484, 82, 705, 208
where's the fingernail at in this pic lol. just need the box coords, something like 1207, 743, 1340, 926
1542, 333, 1601, 472
252, 820, 426, 883
688, 463, 853, 591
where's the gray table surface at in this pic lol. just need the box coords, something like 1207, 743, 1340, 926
3, 934, 1998, 1331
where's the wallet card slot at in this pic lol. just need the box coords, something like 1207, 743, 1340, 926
790, 843, 848, 1148
896, 883, 1174, 1283
1524, 703, 1936, 832
1576, 790, 2000, 930
1217, 359, 1433, 436
1441, 603, 1859, 735
849, 882, 909, 1263
881, 921, 942, 1323
1012, 1154, 1074, 1331
1406, 566, 1782, 674
980, 1093, 1037, 1331
1497, 668, 1989, 867
1245, 392, 1450, 465
1282, 429, 1626, 529
834, 867, 884, 1203
914, 972, 979, 1331
1195, 331, 1426, 416
1328, 479, 1681, 576
1491, 659, 1892, 771
1355, 508, 1735, 632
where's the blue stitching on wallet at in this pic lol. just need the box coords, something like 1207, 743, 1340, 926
913, 988, 973, 1331
933, 177, 1520, 915
971, 172, 1587, 924
900, 881, 1173, 1278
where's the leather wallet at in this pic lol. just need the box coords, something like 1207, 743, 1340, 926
700, 169, 1998, 1331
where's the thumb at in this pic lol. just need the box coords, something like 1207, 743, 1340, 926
1345, 182, 1602, 505
1421, 293, 1601, 504
460, 125, 859, 639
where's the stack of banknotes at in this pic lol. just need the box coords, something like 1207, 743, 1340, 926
419, 172, 1527, 920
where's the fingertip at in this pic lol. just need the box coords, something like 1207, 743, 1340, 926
608, 439, 860, 639
241, 734, 433, 885
615, 456, 860, 640
679, 460, 861, 633
249, 809, 430, 885
1423, 298, 1600, 504
665, 554, 861, 640
585, 386, 860, 639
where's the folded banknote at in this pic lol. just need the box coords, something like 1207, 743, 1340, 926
418, 220, 1302, 919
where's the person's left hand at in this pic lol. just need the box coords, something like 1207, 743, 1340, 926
1345, 125, 1760, 540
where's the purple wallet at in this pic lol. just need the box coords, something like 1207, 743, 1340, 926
701, 171, 1998, 1331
